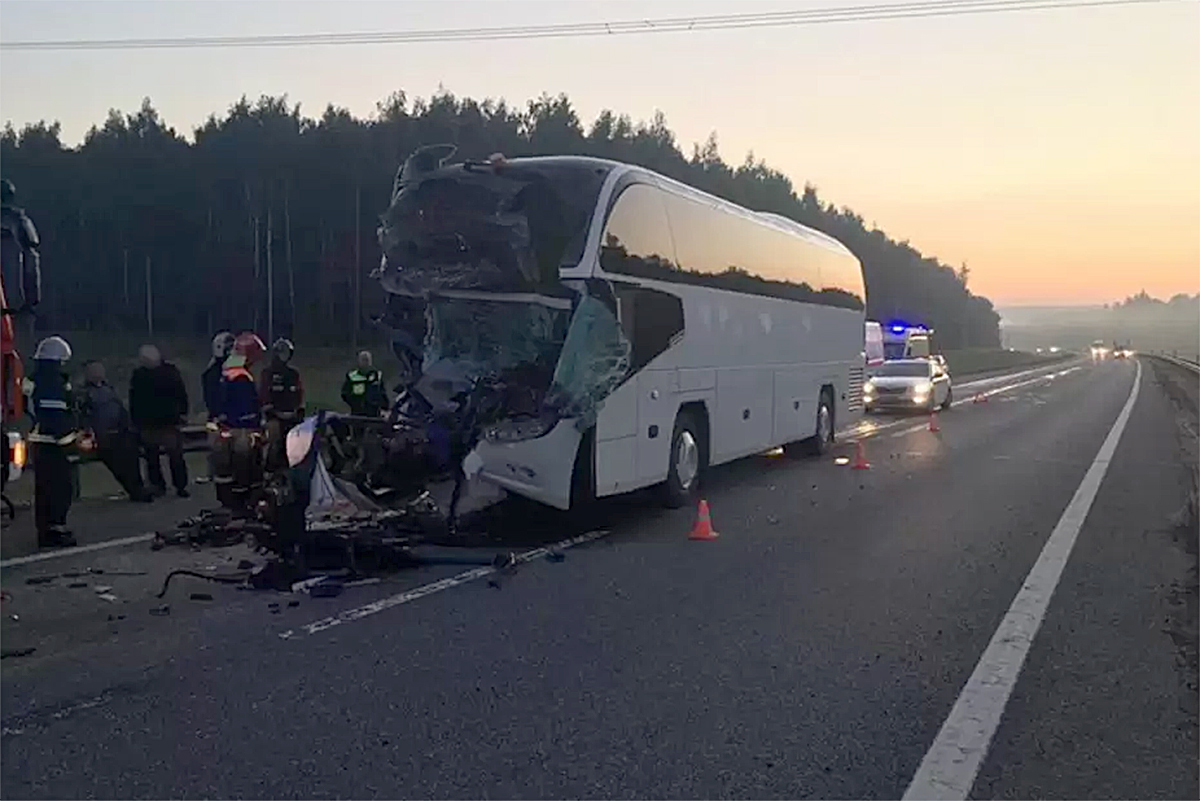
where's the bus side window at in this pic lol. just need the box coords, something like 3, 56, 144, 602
615, 284, 685, 371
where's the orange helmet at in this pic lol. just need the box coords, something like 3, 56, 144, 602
232, 332, 266, 365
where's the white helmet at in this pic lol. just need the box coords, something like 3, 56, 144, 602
212, 331, 236, 359
33, 335, 72, 363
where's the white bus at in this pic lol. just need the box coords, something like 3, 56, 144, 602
378, 154, 866, 511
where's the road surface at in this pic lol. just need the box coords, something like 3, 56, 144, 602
2, 356, 1196, 799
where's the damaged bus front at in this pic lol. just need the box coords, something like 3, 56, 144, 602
375, 151, 632, 510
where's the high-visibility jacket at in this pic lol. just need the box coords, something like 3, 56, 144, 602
217, 364, 261, 429
341, 367, 386, 415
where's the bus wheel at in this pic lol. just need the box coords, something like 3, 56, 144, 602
663, 409, 706, 509
787, 388, 834, 457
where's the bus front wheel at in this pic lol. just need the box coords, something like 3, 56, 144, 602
663, 409, 707, 508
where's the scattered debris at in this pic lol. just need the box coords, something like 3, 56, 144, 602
97, 594, 119, 603
62, 571, 84, 578
237, 559, 255, 570
107, 614, 126, 622
189, 592, 214, 602
344, 577, 382, 588
156, 569, 249, 599
93, 586, 113, 594
67, 582, 88, 589
546, 549, 565, 563
1, 647, 36, 659
25, 576, 55, 586
309, 580, 344, 599
149, 605, 171, 616
287, 600, 300, 608
9, 614, 19, 622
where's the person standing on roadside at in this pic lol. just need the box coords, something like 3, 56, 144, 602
341, 350, 387, 417
27, 336, 77, 548
129, 344, 190, 498
78, 360, 152, 503
199, 331, 235, 484
259, 338, 304, 472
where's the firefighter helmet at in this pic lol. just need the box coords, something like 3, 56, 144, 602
271, 337, 294, 362
211, 331, 236, 359
232, 332, 266, 365
32, 335, 72, 363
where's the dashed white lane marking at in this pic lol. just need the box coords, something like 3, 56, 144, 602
0, 533, 156, 570
279, 528, 613, 639
902, 361, 1141, 801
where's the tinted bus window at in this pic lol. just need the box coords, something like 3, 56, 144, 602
599, 184, 677, 278
600, 182, 864, 310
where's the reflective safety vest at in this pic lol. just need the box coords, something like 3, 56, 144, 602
342, 368, 385, 414
27, 364, 77, 446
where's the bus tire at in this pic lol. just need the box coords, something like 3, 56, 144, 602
787, 387, 834, 457
663, 408, 706, 509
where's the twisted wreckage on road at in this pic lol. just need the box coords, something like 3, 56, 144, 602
178, 145, 868, 569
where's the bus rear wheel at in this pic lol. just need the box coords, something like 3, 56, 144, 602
663, 409, 706, 509
785, 388, 834, 458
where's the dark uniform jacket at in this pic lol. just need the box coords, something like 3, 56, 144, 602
259, 361, 304, 419
129, 362, 189, 430
28, 361, 76, 445
78, 380, 131, 442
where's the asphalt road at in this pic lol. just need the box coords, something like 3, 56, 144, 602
2, 356, 1196, 800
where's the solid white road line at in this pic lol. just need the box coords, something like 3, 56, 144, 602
0, 532, 156, 570
902, 361, 1142, 801
279, 528, 613, 639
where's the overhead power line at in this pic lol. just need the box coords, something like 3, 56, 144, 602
1, 0, 1188, 51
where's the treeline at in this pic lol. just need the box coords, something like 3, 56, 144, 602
0, 91, 1000, 349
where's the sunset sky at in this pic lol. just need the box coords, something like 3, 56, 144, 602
1, 0, 1197, 306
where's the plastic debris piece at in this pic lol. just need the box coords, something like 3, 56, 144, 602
189, 592, 213, 601
25, 576, 55, 585
62, 571, 83, 578
98, 594, 119, 602
94, 586, 113, 594
68, 582, 88, 589
344, 578, 382, 588
546, 550, 565, 563
149, 605, 171, 616
287, 600, 300, 607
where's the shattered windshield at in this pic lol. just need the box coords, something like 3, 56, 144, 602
377, 161, 610, 295
424, 297, 570, 379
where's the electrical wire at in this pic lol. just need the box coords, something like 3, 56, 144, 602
1, 0, 1187, 51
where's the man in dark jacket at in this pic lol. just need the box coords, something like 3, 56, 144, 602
129, 344, 190, 498
78, 360, 152, 503
28, 336, 77, 547
259, 338, 304, 472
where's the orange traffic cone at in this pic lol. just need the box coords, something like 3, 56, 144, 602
689, 499, 720, 541
929, 411, 940, 432
851, 440, 871, 470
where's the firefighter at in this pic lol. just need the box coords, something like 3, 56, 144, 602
212, 332, 265, 514
0, 178, 42, 355
341, 350, 387, 417
27, 335, 78, 547
199, 331, 236, 484
259, 337, 304, 472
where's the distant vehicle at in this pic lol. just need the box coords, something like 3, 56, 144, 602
865, 321, 885, 368
1114, 342, 1134, 359
1090, 340, 1109, 360
863, 358, 953, 413
882, 322, 933, 360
